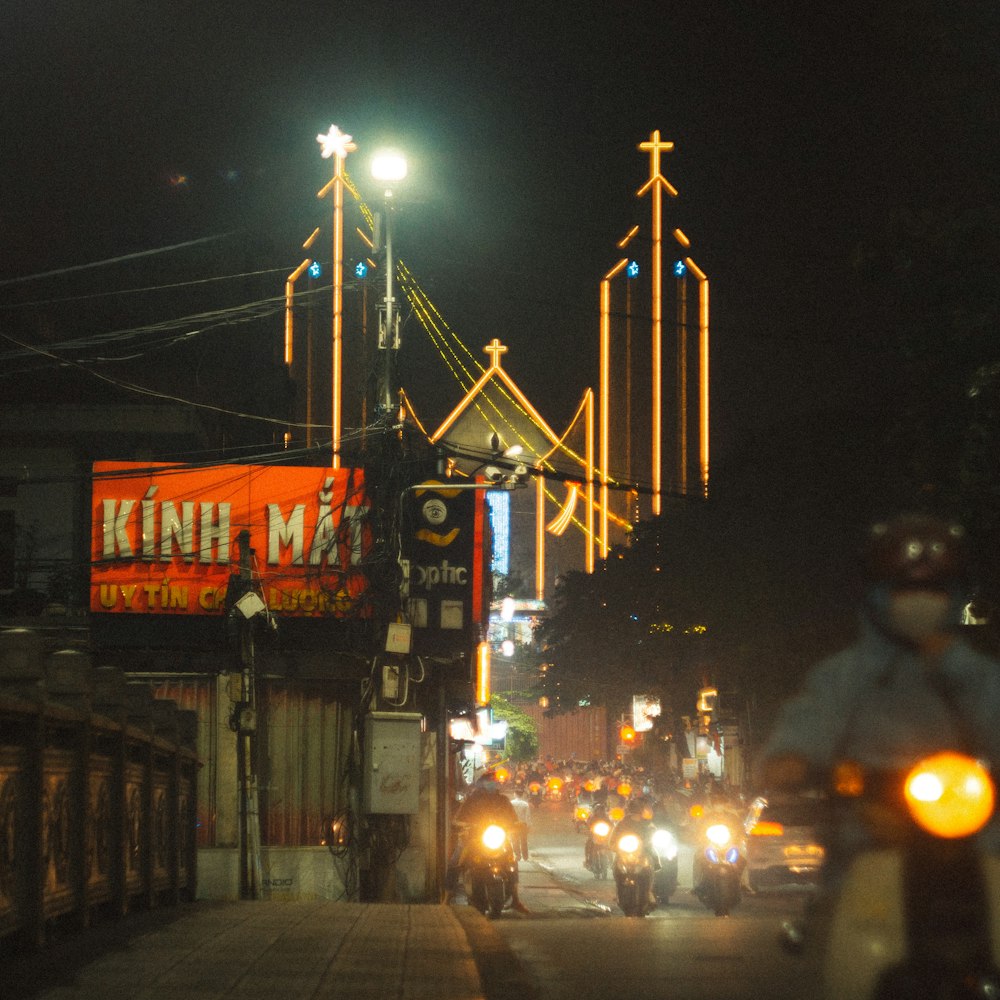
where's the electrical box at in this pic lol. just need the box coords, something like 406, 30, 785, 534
363, 712, 423, 814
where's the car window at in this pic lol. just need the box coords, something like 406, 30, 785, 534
760, 802, 822, 827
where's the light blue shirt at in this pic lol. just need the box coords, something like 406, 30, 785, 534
763, 620, 1000, 851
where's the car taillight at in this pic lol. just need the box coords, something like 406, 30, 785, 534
749, 821, 784, 836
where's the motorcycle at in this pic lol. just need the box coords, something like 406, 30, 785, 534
796, 751, 1000, 999
584, 814, 613, 879
695, 821, 743, 916
527, 779, 544, 805
651, 824, 679, 904
461, 823, 518, 919
612, 825, 655, 917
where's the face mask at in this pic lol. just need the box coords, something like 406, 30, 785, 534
887, 590, 952, 643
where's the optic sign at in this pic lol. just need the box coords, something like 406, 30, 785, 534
309, 261, 323, 279
354, 261, 368, 278
626, 260, 640, 279
90, 462, 372, 617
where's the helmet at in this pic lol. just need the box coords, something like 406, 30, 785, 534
476, 770, 500, 792
862, 514, 967, 591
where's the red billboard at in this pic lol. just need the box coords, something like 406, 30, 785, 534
91, 462, 371, 617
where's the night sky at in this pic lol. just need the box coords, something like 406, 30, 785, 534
3, 3, 998, 682
7, 3, 994, 443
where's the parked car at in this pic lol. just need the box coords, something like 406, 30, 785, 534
743, 794, 824, 890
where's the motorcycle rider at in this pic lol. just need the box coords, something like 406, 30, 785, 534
690, 784, 747, 899
761, 514, 1000, 936
611, 796, 660, 910
584, 799, 613, 872
448, 771, 530, 913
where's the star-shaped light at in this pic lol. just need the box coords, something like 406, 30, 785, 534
317, 125, 357, 160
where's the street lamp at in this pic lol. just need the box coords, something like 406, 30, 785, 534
371, 149, 407, 418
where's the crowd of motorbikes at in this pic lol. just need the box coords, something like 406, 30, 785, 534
452, 748, 1000, 998
454, 760, 749, 921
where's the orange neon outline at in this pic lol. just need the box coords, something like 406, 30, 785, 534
318, 134, 355, 469
536, 474, 545, 600
672, 228, 690, 248
284, 258, 312, 367
600, 258, 628, 558
617, 225, 640, 250
546, 482, 579, 536
476, 640, 491, 706
637, 130, 678, 516
585, 387, 595, 573
684, 257, 710, 495
430, 339, 561, 445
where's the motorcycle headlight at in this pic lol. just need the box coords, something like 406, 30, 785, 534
591, 820, 611, 838
617, 833, 642, 854
651, 827, 678, 861
904, 751, 995, 839
481, 824, 508, 851
706, 823, 731, 848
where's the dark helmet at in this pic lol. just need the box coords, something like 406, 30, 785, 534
862, 514, 967, 590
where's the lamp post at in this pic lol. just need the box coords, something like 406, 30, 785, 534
371, 149, 407, 419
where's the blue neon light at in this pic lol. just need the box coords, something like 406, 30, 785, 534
673, 260, 687, 277
308, 261, 322, 278
486, 490, 511, 575
354, 261, 368, 278
626, 260, 640, 279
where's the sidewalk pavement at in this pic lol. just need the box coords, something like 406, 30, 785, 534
4, 869, 549, 1000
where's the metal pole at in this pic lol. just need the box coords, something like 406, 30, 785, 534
381, 199, 396, 416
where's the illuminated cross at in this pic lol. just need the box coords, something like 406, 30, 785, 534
637, 129, 678, 198
316, 125, 357, 161
484, 338, 508, 370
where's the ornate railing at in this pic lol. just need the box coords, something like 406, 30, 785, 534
0, 628, 198, 950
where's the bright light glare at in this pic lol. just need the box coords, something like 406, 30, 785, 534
617, 834, 641, 854
652, 828, 678, 860
706, 823, 731, 848
317, 125, 356, 160
371, 150, 408, 182
904, 751, 995, 838
908, 772, 944, 802
481, 825, 507, 850
592, 821, 611, 838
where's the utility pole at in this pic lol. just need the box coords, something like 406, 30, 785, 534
227, 529, 263, 900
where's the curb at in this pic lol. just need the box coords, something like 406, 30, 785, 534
450, 904, 541, 1000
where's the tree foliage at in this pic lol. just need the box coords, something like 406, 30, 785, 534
490, 694, 539, 763
535, 520, 712, 730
